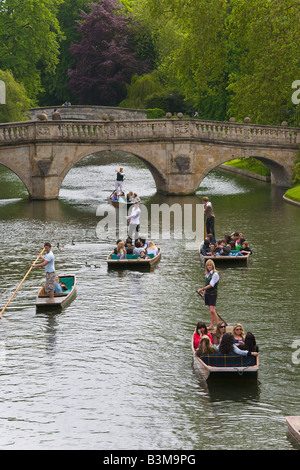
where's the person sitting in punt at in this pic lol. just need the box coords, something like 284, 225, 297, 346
110, 191, 118, 201
200, 239, 210, 256
127, 191, 134, 202
125, 240, 134, 254
133, 240, 144, 254
195, 335, 217, 357
147, 241, 159, 257
193, 321, 213, 349
212, 321, 227, 346
138, 250, 150, 260
113, 239, 122, 254
138, 237, 148, 250
239, 240, 252, 255
206, 242, 218, 256
132, 193, 141, 203
237, 332, 259, 353
116, 241, 127, 259
232, 323, 245, 346
216, 333, 258, 357
54, 276, 68, 293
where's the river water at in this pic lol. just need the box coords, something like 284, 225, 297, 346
0, 152, 299, 450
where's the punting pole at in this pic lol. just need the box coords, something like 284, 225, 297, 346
0, 248, 45, 318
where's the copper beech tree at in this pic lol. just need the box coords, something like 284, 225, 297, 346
68, 0, 150, 105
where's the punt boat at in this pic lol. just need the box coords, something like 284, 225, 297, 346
199, 248, 251, 267
285, 416, 300, 443
109, 198, 134, 209
107, 247, 161, 269
191, 330, 259, 380
36, 274, 76, 309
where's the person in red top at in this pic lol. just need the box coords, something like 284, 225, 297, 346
193, 321, 213, 349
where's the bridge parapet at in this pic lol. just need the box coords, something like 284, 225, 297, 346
0, 119, 299, 147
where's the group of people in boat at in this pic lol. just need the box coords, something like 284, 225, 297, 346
200, 231, 252, 257
112, 236, 159, 260
108, 190, 141, 204
193, 321, 259, 358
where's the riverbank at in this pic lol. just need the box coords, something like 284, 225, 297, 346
223, 159, 300, 205
283, 184, 300, 206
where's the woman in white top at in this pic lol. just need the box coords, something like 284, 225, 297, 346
196, 260, 219, 331
146, 241, 159, 257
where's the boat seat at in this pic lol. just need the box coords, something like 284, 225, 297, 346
199, 354, 256, 367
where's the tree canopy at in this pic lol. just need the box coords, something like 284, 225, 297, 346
68, 0, 150, 105
0, 0, 63, 101
0, 0, 299, 124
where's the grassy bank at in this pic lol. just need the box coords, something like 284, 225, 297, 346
284, 184, 300, 203
224, 158, 270, 177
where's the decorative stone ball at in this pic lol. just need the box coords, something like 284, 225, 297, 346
108, 114, 115, 121
229, 117, 236, 122
166, 112, 172, 119
281, 121, 288, 127
244, 117, 251, 123
177, 112, 183, 119
102, 114, 108, 120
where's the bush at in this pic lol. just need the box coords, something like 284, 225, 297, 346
292, 149, 300, 185
146, 108, 165, 119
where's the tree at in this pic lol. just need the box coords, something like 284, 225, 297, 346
227, 0, 300, 124
0, 69, 33, 123
132, 0, 230, 120
119, 71, 164, 108
38, 0, 90, 105
68, 0, 150, 105
0, 0, 64, 101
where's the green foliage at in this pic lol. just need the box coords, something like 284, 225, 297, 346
38, 0, 90, 105
285, 184, 300, 203
227, 0, 300, 124
119, 71, 163, 108
292, 150, 300, 185
0, 0, 63, 101
225, 157, 270, 177
0, 70, 33, 123
146, 108, 165, 119
145, 89, 192, 114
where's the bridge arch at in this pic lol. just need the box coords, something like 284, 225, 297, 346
53, 143, 169, 199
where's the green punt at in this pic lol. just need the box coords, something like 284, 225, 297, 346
107, 247, 161, 269
36, 275, 76, 309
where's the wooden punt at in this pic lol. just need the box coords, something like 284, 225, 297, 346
285, 416, 300, 443
107, 247, 161, 269
36, 275, 76, 309
191, 333, 259, 380
199, 250, 250, 267
109, 199, 134, 209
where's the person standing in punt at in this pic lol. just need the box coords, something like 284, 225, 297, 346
32, 242, 55, 301
197, 259, 219, 331
126, 201, 141, 241
115, 167, 124, 194
202, 196, 216, 240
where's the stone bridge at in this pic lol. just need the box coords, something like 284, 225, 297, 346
0, 118, 299, 199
